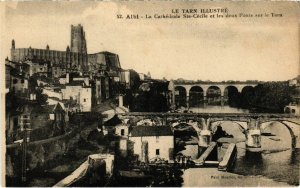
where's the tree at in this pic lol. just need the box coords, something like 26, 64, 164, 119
132, 92, 150, 112
130, 82, 169, 112
148, 93, 168, 112
36, 88, 48, 105
241, 82, 297, 113
128, 69, 141, 92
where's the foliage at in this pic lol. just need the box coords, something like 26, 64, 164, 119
35, 88, 48, 105
229, 81, 298, 113
129, 82, 169, 112
128, 69, 141, 92
247, 82, 297, 112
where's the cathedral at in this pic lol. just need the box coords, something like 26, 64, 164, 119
11, 24, 88, 71
8, 24, 125, 101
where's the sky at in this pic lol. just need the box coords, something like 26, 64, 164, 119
1, 1, 300, 81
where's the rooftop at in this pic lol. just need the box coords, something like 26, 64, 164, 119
65, 80, 86, 86
130, 126, 173, 137
88, 51, 117, 56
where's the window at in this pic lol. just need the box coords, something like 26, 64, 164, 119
156, 149, 160, 156
121, 129, 125, 136
21, 79, 24, 84
40, 68, 43, 71
13, 118, 18, 129
83, 99, 86, 102
253, 135, 260, 146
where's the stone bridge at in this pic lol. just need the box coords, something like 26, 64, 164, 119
168, 81, 259, 107
118, 112, 300, 152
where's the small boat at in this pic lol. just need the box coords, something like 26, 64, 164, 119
269, 137, 281, 141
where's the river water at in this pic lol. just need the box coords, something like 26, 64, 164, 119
182, 106, 299, 186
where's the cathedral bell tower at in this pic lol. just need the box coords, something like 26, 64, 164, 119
70, 24, 87, 54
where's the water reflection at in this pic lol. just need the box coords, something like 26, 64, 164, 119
233, 151, 264, 176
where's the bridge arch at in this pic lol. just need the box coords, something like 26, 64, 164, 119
260, 120, 299, 149
210, 121, 247, 143
239, 86, 255, 107
175, 86, 187, 107
172, 122, 198, 131
241, 86, 255, 94
224, 86, 240, 107
210, 120, 248, 132
171, 120, 202, 136
206, 86, 222, 106
136, 118, 163, 126
189, 86, 204, 107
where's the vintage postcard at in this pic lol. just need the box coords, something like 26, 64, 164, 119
1, 1, 300, 187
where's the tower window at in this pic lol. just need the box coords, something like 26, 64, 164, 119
156, 149, 160, 156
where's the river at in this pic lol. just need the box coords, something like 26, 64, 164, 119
181, 106, 299, 186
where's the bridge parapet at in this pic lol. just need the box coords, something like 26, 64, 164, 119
118, 112, 298, 119
173, 80, 261, 85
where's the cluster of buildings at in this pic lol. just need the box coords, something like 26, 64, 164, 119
6, 24, 128, 108
103, 117, 174, 162
5, 24, 149, 144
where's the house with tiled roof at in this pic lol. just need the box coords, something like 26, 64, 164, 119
40, 72, 92, 112
61, 81, 92, 112
129, 126, 174, 162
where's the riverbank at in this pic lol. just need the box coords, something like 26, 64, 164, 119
182, 168, 290, 187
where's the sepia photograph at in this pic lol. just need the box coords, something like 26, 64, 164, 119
1, 1, 300, 187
